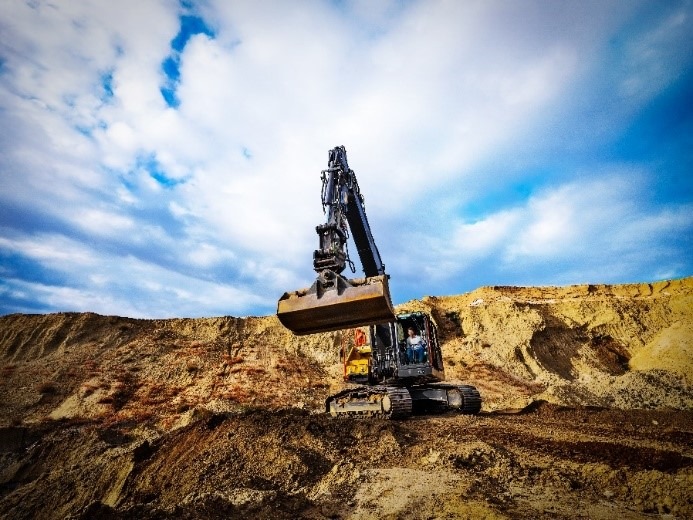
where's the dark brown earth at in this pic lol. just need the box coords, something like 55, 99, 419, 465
0, 278, 691, 518
1, 406, 691, 519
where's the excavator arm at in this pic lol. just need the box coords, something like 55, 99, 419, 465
313, 146, 387, 279
277, 146, 395, 335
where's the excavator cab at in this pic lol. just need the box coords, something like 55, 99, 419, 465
326, 312, 481, 418
337, 312, 446, 385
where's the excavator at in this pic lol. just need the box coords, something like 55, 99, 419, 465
277, 146, 481, 418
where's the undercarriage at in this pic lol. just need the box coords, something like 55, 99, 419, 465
325, 383, 481, 419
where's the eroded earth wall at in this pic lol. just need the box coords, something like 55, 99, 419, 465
0, 278, 691, 429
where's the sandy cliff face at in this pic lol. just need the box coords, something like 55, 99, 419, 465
403, 277, 693, 411
0, 278, 691, 429
0, 313, 334, 428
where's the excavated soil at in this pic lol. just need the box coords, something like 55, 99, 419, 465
0, 278, 692, 519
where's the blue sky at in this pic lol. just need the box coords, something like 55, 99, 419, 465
0, 0, 691, 318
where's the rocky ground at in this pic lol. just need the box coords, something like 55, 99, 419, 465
0, 277, 691, 519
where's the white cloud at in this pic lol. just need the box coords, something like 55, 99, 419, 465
187, 242, 236, 268
0, 0, 690, 316
419, 170, 692, 289
70, 208, 136, 236
618, 7, 692, 101
452, 210, 523, 259
0, 233, 269, 317
0, 234, 97, 267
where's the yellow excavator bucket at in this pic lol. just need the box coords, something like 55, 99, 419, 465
277, 274, 395, 335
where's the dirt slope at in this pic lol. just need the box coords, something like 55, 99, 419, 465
0, 277, 691, 518
403, 277, 693, 411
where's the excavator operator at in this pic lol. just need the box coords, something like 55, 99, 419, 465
406, 326, 426, 364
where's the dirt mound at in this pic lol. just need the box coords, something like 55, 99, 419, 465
0, 312, 338, 429
1, 408, 691, 519
0, 277, 692, 518
399, 277, 693, 411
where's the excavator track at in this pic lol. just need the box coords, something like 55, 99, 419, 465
326, 386, 413, 419
445, 384, 482, 414
325, 384, 481, 419
408, 383, 482, 415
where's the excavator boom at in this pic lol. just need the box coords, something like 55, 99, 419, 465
276, 146, 395, 335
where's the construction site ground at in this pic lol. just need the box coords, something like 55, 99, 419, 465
1, 278, 691, 518
1, 405, 692, 519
